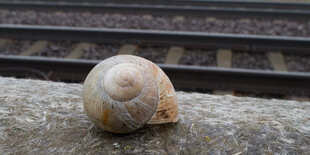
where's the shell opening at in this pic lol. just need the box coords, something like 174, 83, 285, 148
103, 63, 144, 102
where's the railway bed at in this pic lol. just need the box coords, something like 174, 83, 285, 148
2, 1, 310, 19
1, 38, 310, 72
1, 10, 309, 37
1, 25, 310, 54
1, 25, 309, 98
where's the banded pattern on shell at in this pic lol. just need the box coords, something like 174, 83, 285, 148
83, 55, 178, 133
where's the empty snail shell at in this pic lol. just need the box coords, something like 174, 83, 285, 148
83, 55, 178, 133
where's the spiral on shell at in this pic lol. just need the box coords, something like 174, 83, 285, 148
83, 55, 178, 133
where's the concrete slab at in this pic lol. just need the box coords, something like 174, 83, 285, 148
217, 49, 232, 68
66, 42, 91, 59
142, 14, 152, 20
118, 44, 137, 55
0, 77, 309, 154
267, 52, 288, 71
172, 16, 185, 22
19, 40, 48, 56
0, 38, 7, 48
165, 46, 184, 64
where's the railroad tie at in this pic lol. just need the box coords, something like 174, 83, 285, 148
0, 38, 7, 48
19, 40, 48, 56
142, 14, 152, 20
118, 44, 137, 55
173, 16, 185, 22
111, 13, 122, 18
217, 49, 232, 68
267, 52, 287, 71
214, 49, 234, 95
205, 17, 217, 22
165, 46, 184, 64
240, 18, 251, 24
66, 42, 91, 59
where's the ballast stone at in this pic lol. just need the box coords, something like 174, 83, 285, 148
0, 77, 309, 154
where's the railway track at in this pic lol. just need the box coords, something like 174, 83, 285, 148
2, 1, 310, 19
0, 25, 309, 72
1, 55, 310, 97
1, 25, 309, 54
0, 25, 309, 97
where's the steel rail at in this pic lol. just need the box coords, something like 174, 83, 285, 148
1, 1, 310, 19
1, 25, 310, 54
11, 0, 310, 10
0, 55, 309, 96
104, 0, 310, 10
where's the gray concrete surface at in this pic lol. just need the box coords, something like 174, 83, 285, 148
0, 77, 309, 154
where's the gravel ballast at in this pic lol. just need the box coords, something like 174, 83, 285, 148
32, 41, 77, 58
134, 45, 169, 64
81, 43, 119, 60
0, 10, 309, 37
179, 48, 217, 66
0, 39, 35, 55
232, 51, 273, 70
284, 54, 310, 72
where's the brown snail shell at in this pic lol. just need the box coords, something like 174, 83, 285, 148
83, 55, 178, 133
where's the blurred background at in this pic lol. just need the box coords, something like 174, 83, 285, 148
0, 0, 309, 100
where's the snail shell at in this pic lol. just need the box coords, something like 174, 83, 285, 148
83, 55, 178, 133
